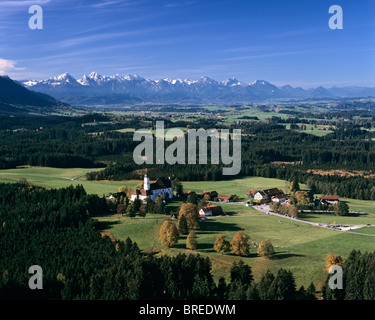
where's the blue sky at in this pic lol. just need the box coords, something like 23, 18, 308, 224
0, 0, 374, 88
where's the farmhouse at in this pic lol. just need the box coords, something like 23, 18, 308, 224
320, 195, 340, 205
201, 191, 218, 200
199, 205, 223, 217
247, 189, 257, 197
271, 194, 287, 203
217, 195, 233, 202
130, 173, 173, 202
254, 188, 284, 202
106, 192, 126, 202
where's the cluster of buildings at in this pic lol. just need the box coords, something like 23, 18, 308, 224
247, 188, 288, 203
130, 173, 173, 202
107, 172, 340, 219
247, 187, 340, 206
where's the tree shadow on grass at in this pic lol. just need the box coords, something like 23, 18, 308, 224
94, 219, 120, 231
271, 253, 305, 260
199, 220, 242, 234
174, 242, 217, 252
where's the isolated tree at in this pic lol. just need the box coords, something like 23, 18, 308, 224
186, 192, 198, 205
295, 191, 311, 206
230, 231, 251, 257
269, 268, 297, 300
138, 205, 147, 218
124, 195, 129, 211
178, 214, 189, 235
117, 204, 126, 216
186, 230, 197, 250
216, 277, 228, 300
154, 195, 165, 214
118, 185, 132, 197
203, 194, 211, 201
333, 202, 349, 216
126, 204, 136, 218
135, 182, 143, 190
172, 178, 184, 197
289, 179, 300, 193
146, 197, 154, 213
230, 260, 253, 287
288, 205, 298, 218
213, 234, 230, 254
305, 282, 317, 300
257, 270, 275, 300
133, 198, 143, 212
324, 253, 344, 271
257, 239, 275, 259
179, 202, 199, 230
159, 220, 179, 248
192, 274, 211, 299
228, 260, 253, 300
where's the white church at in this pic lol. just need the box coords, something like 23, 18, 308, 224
130, 172, 173, 202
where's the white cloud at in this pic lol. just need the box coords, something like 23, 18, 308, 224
0, 0, 51, 7
90, 1, 122, 8
0, 58, 24, 75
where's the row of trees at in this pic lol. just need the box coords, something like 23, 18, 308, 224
214, 233, 275, 258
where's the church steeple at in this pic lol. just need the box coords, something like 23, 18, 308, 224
144, 169, 150, 191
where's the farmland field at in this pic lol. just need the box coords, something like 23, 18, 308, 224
94, 211, 375, 288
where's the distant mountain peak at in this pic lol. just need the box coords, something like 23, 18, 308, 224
19, 72, 375, 105
88, 71, 101, 79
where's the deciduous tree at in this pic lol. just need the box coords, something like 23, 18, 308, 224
159, 220, 179, 248
186, 230, 197, 250
179, 202, 199, 230
257, 239, 275, 259
178, 214, 189, 235
324, 253, 343, 271
230, 231, 250, 257
213, 234, 230, 254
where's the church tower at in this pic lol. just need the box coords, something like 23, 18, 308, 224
144, 170, 150, 191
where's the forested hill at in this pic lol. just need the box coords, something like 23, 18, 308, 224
0, 76, 69, 115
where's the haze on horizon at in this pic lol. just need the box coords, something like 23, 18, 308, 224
0, 0, 374, 89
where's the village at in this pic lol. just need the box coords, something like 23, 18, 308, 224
105, 172, 350, 231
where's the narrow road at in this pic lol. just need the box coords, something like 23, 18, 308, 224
207, 201, 375, 235
252, 204, 375, 232
70, 168, 99, 181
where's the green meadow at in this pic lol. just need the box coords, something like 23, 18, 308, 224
0, 166, 137, 195
95, 211, 375, 288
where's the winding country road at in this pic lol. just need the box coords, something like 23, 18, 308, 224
209, 201, 375, 235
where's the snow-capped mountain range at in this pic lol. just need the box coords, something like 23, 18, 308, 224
21, 72, 375, 105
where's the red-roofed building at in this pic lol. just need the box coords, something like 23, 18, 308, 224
199, 205, 223, 217
320, 195, 340, 204
217, 195, 233, 202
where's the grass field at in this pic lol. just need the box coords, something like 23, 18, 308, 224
0, 166, 138, 195
0, 167, 302, 198
95, 211, 375, 289
183, 176, 306, 199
